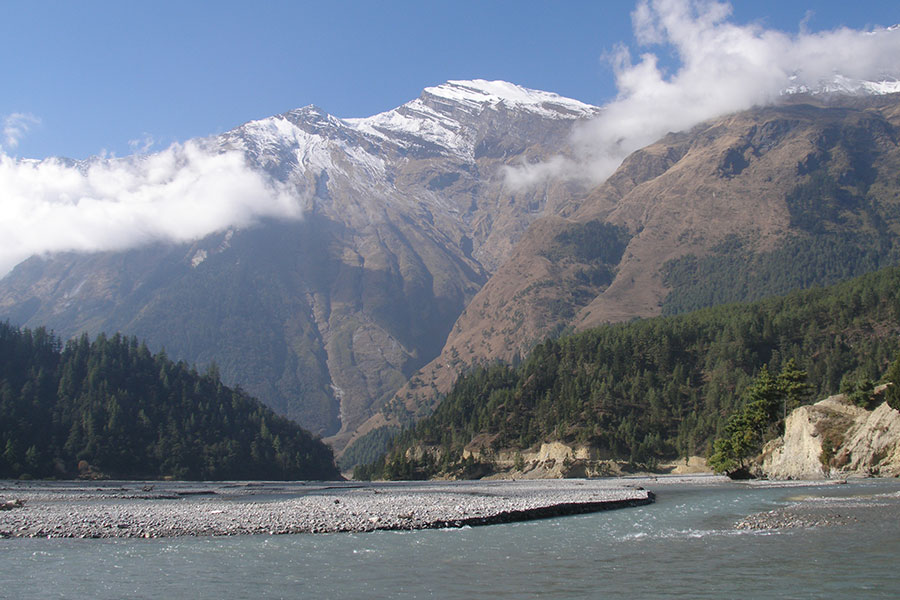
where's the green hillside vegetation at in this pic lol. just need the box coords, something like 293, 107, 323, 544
336, 425, 399, 472
0, 324, 339, 480
357, 265, 900, 480
661, 232, 897, 316
541, 220, 632, 266
661, 164, 900, 315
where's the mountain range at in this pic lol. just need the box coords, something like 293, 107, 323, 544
3, 79, 900, 467
0, 80, 598, 452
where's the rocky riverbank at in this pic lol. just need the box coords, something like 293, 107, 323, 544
735, 502, 859, 530
0, 479, 654, 539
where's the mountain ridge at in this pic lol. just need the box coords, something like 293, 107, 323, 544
0, 80, 599, 447
351, 92, 900, 460
4, 80, 900, 464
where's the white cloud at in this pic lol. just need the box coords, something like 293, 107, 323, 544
0, 141, 303, 276
2, 113, 41, 151
128, 133, 157, 155
506, 0, 900, 188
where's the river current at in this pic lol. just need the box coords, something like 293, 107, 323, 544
2, 478, 898, 599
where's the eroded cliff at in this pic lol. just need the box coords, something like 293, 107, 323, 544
757, 392, 900, 479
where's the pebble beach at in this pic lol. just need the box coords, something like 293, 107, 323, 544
0, 478, 655, 539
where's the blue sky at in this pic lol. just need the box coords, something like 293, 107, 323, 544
2, 0, 898, 160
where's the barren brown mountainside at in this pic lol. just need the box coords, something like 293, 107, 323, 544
345, 94, 900, 458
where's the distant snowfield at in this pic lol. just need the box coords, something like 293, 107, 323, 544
783, 74, 900, 96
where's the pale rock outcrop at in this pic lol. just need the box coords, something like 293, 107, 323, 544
836, 401, 900, 476
464, 440, 599, 479
466, 441, 712, 479
757, 392, 900, 479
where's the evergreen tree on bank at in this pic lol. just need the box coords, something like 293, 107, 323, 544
0, 323, 339, 480
707, 360, 812, 476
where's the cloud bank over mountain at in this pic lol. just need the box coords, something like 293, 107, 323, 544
506, 0, 900, 187
0, 141, 300, 276
3, 0, 900, 277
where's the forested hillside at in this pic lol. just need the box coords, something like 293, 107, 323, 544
361, 96, 900, 461
358, 265, 900, 480
0, 324, 339, 480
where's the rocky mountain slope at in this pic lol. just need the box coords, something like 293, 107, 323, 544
362, 93, 900, 454
0, 81, 599, 446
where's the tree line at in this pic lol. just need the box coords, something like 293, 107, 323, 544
0, 323, 339, 480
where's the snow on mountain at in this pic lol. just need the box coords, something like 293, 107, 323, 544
222, 79, 599, 188
421, 79, 597, 118
784, 74, 900, 97
345, 100, 468, 157
221, 74, 899, 184
344, 79, 599, 159
232, 112, 337, 172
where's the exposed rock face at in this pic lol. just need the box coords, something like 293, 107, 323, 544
459, 441, 709, 479
758, 396, 855, 479
835, 401, 900, 475
464, 441, 613, 479
758, 394, 900, 479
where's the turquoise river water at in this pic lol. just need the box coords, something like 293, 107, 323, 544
2, 478, 899, 599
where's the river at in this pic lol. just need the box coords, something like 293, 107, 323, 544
2, 477, 898, 599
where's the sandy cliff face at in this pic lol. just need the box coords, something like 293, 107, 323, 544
459, 439, 709, 479
837, 401, 900, 475
758, 393, 900, 479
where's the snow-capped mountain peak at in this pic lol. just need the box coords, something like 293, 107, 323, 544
344, 79, 598, 158
422, 79, 597, 117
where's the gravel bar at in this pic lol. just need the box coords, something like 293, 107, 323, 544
0, 479, 654, 539
735, 486, 900, 531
